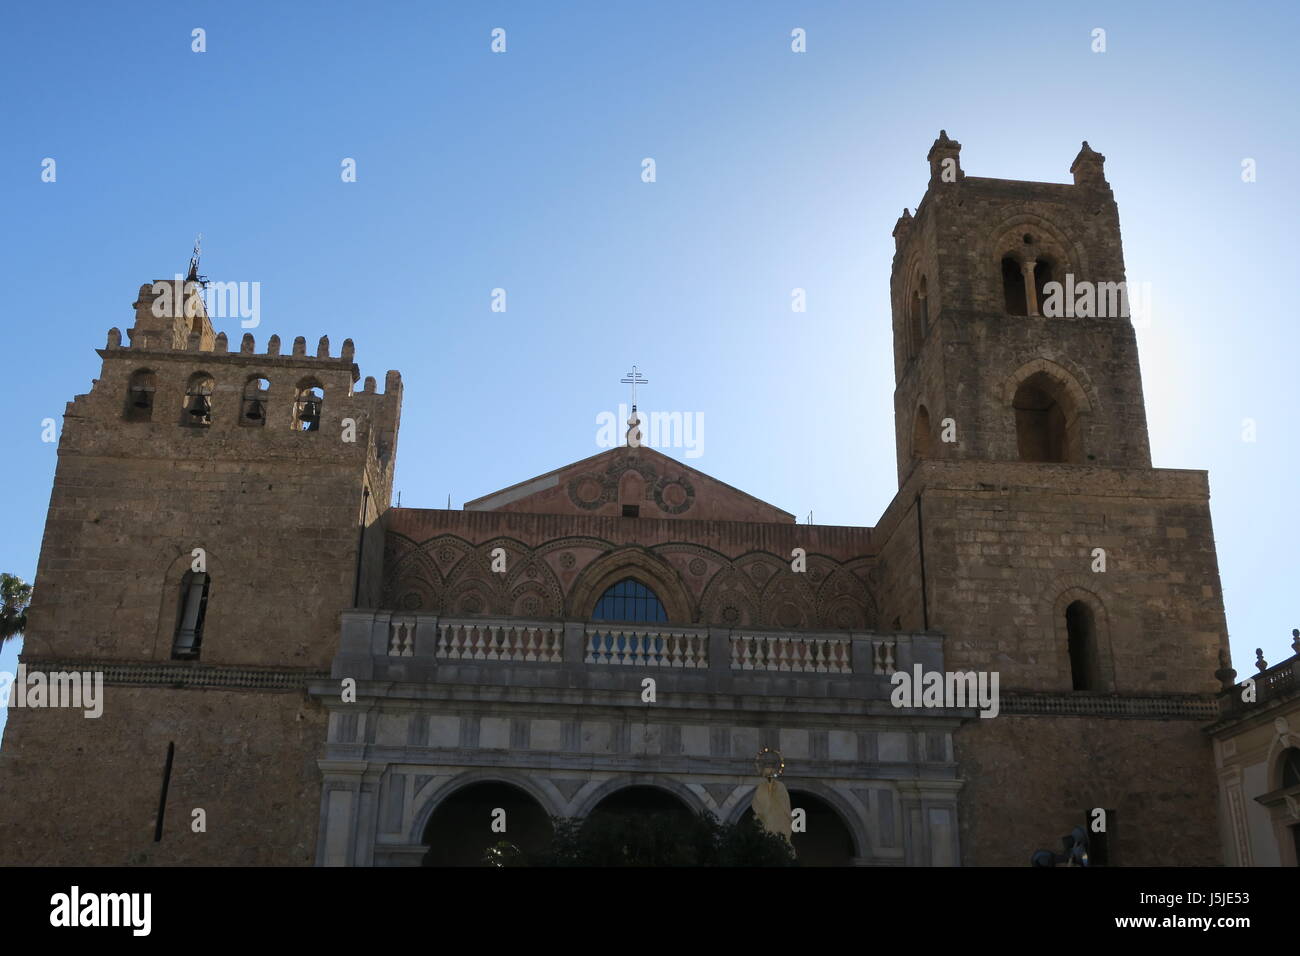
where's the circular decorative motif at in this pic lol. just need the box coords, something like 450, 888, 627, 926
749, 564, 771, 583
653, 476, 695, 515
722, 605, 740, 625
400, 592, 422, 611
525, 565, 538, 579
460, 594, 483, 614
437, 547, 455, 563
567, 475, 608, 510
688, 558, 707, 577
559, 551, 576, 570
522, 597, 540, 615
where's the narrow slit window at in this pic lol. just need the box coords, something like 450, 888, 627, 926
173, 571, 210, 659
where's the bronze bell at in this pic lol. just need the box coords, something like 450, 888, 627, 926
131, 387, 153, 409
244, 398, 264, 421
187, 393, 211, 421
301, 399, 321, 429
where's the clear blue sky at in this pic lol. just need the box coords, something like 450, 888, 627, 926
3, 1, 1298, 741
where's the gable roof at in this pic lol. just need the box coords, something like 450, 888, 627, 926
463, 445, 794, 523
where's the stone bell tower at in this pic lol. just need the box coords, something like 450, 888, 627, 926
0, 272, 402, 864
888, 131, 1152, 485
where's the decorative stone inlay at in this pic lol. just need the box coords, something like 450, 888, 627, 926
22, 658, 326, 691
653, 475, 695, 515
688, 558, 707, 577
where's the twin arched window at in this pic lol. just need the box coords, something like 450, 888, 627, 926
1000, 235, 1058, 317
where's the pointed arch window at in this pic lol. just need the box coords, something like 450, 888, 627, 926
173, 571, 210, 659
591, 578, 667, 623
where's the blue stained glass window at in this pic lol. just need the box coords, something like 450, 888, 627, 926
591, 578, 668, 623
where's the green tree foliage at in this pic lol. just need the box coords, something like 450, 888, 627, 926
514, 811, 795, 867
0, 574, 32, 645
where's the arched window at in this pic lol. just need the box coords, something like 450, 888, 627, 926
241, 376, 269, 426
182, 373, 214, 427
592, 578, 667, 623
293, 379, 323, 432
125, 369, 157, 422
912, 405, 932, 459
1001, 256, 1027, 316
1066, 600, 1097, 691
1013, 371, 1078, 462
908, 276, 928, 356
173, 570, 210, 659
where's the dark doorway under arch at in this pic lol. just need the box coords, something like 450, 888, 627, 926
589, 785, 693, 820
421, 781, 552, 866
739, 789, 857, 866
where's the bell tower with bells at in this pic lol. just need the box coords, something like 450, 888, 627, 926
23, 246, 404, 681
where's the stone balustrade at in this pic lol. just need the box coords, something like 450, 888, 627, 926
335, 611, 935, 704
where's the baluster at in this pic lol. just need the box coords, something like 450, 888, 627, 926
883, 641, 896, 675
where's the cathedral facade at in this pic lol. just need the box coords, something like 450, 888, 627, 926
0, 134, 1230, 866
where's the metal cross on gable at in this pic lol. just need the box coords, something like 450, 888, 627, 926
620, 366, 649, 411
